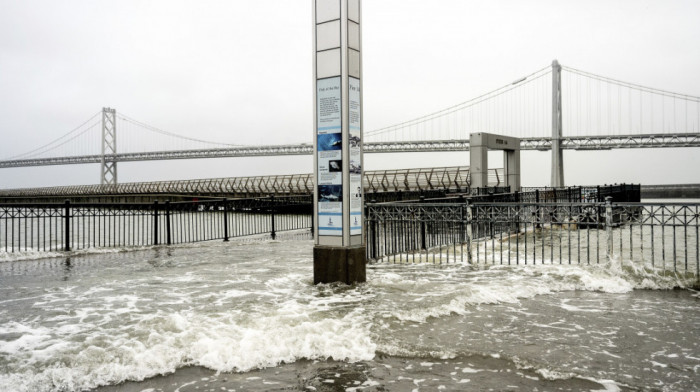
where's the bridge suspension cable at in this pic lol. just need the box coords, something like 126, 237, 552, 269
4, 111, 101, 160
116, 113, 247, 154
365, 65, 553, 142
561, 66, 700, 136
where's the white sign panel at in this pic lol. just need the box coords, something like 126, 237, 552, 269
348, 77, 362, 235
317, 77, 343, 236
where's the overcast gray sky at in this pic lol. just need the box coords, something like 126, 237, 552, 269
1, 0, 699, 189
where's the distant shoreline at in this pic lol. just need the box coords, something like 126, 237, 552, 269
641, 184, 700, 199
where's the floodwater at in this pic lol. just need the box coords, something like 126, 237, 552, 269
0, 231, 698, 392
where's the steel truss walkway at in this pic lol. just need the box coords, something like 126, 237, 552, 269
0, 133, 697, 169
0, 166, 503, 198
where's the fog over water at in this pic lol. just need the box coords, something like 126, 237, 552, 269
1, 1, 700, 188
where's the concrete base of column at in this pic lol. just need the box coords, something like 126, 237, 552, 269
313, 245, 366, 284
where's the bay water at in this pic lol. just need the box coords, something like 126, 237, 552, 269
0, 230, 698, 391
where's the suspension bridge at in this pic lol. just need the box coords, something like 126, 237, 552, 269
1, 61, 699, 191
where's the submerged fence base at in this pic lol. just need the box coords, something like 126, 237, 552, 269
365, 199, 700, 286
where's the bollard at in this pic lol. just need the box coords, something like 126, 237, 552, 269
64, 200, 71, 251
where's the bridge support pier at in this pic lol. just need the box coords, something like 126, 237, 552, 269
551, 60, 564, 187
101, 107, 118, 186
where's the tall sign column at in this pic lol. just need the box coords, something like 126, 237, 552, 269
313, 0, 366, 284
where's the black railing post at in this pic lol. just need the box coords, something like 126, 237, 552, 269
535, 189, 541, 229
165, 201, 172, 245
369, 200, 377, 259
366, 211, 372, 259
64, 200, 70, 251
153, 201, 159, 245
460, 203, 465, 244
222, 198, 229, 242
269, 195, 276, 240
310, 213, 315, 235
605, 196, 613, 260
419, 195, 427, 250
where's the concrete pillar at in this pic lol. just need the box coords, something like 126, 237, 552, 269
504, 149, 520, 191
469, 133, 489, 189
313, 0, 365, 284
551, 60, 564, 187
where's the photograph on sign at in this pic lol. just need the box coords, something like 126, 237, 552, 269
349, 135, 360, 148
317, 133, 342, 151
318, 185, 343, 202
318, 184, 342, 236
328, 160, 342, 172
349, 159, 361, 174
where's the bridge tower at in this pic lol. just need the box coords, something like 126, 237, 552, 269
551, 60, 564, 187
313, 0, 366, 284
100, 107, 117, 185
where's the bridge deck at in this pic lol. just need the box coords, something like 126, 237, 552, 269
1, 134, 698, 169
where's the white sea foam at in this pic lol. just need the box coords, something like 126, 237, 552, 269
0, 249, 62, 262
371, 261, 652, 323
0, 300, 375, 392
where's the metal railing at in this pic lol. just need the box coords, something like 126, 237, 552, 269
1, 197, 312, 252
365, 203, 469, 264
521, 184, 640, 203
365, 199, 699, 283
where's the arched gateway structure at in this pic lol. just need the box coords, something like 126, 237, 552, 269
469, 132, 521, 191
